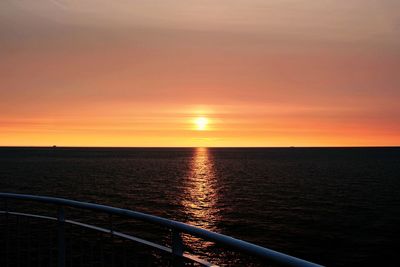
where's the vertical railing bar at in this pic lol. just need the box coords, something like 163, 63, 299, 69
69, 229, 72, 267
49, 220, 53, 267
69, 220, 73, 267
171, 228, 185, 267
37, 228, 40, 267
171, 228, 184, 256
57, 206, 66, 267
36, 210, 40, 267
4, 198, 8, 214
90, 241, 94, 267
80, 234, 84, 267
123, 245, 127, 267
100, 242, 104, 267
109, 213, 114, 235
109, 213, 115, 267
5, 199, 9, 267
27, 215, 31, 267
15, 216, 21, 267
23, 216, 27, 267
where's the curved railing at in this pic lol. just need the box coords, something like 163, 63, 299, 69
0, 193, 323, 267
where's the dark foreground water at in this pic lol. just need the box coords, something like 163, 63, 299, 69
1, 147, 400, 266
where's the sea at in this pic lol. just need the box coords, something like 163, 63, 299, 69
0, 147, 399, 266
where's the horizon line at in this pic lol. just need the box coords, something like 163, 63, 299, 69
0, 145, 399, 149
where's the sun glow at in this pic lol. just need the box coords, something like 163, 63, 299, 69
194, 117, 208, 131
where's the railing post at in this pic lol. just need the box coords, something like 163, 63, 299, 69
109, 214, 115, 267
57, 206, 66, 267
4, 199, 9, 267
171, 229, 184, 267
109, 214, 114, 236
3, 198, 8, 214
171, 229, 184, 256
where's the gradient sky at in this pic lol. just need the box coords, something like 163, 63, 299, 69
1, 0, 399, 146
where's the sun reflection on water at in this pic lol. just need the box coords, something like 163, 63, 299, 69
182, 147, 220, 249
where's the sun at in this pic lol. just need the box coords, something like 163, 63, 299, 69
194, 117, 208, 131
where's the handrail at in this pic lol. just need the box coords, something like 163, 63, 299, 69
0, 192, 323, 267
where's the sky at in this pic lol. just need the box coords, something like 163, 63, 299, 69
1, 0, 399, 147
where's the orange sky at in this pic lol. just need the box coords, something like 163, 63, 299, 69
1, 1, 399, 147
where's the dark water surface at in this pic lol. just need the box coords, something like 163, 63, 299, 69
1, 147, 400, 266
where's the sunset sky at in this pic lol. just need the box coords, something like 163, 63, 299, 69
1, 0, 399, 147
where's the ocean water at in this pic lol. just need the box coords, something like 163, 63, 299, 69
0, 147, 400, 266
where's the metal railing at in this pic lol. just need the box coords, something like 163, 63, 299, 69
0, 193, 323, 267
